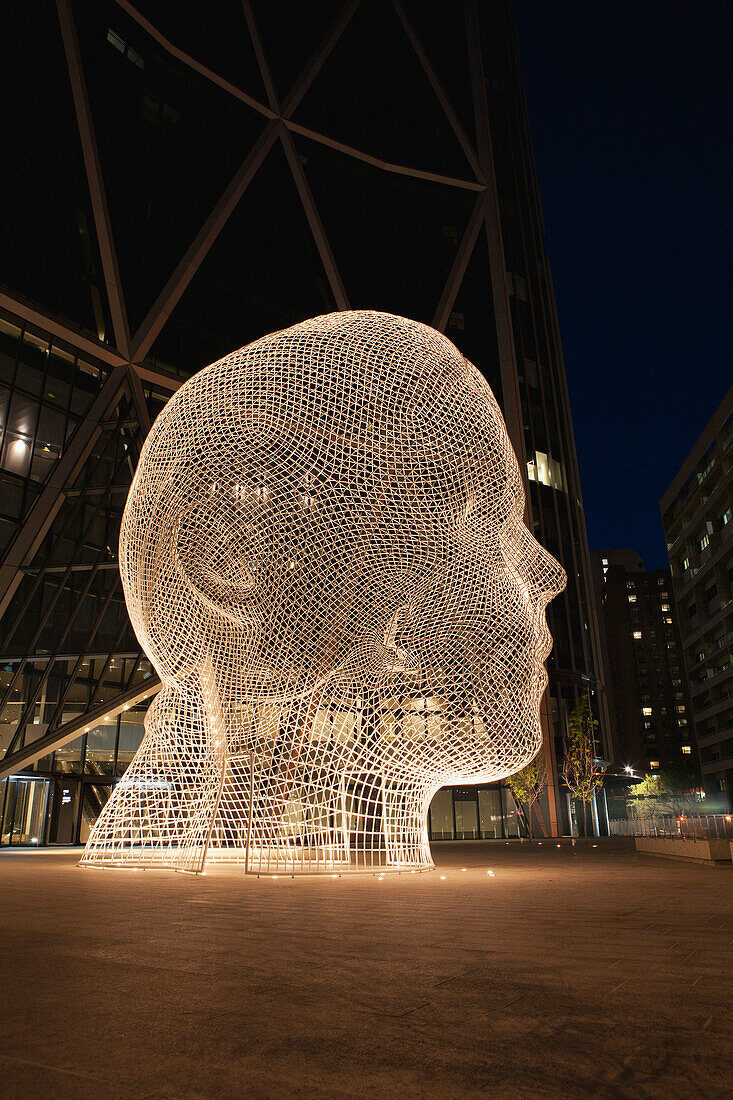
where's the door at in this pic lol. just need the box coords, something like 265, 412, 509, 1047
48, 779, 80, 844
0, 777, 50, 846
455, 799, 478, 839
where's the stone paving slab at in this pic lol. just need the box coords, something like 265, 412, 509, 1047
0, 839, 731, 1098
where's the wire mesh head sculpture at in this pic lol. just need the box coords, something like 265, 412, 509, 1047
82, 311, 565, 873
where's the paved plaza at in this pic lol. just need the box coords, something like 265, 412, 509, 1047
0, 839, 730, 1098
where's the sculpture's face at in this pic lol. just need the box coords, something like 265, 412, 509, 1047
121, 312, 565, 785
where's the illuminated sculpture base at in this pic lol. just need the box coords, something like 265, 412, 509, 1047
81, 683, 504, 874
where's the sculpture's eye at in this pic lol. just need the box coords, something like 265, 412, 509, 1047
175, 505, 259, 618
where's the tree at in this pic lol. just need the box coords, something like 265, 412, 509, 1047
627, 766, 703, 819
562, 696, 606, 843
506, 750, 548, 843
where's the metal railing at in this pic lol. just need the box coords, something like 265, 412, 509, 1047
610, 813, 733, 840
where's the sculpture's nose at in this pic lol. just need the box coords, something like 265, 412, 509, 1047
528, 533, 566, 602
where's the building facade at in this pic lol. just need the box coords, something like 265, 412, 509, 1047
0, 0, 606, 846
661, 386, 733, 808
591, 549, 696, 786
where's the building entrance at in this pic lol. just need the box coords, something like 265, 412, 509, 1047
0, 776, 50, 846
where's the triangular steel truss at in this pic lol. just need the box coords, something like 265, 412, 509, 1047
0, 0, 545, 777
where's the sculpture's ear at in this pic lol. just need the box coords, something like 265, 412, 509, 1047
174, 502, 260, 625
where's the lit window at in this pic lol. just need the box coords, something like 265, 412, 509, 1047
628, 594, 637, 603
107, 28, 125, 52
664, 616, 673, 624
642, 707, 652, 716
682, 557, 690, 571
127, 46, 145, 69
699, 533, 710, 552
681, 746, 692, 754
633, 631, 642, 640
650, 760, 660, 769
661, 603, 670, 611
720, 507, 732, 528
678, 718, 688, 727
527, 451, 566, 491
676, 705, 686, 714
602, 558, 608, 566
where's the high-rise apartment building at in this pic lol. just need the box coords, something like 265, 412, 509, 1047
0, 0, 606, 846
661, 386, 733, 807
591, 550, 695, 783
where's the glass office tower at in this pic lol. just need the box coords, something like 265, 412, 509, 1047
0, 0, 607, 845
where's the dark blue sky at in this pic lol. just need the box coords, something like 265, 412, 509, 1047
513, 1, 733, 567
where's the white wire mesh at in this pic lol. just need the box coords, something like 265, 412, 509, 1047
81, 311, 565, 873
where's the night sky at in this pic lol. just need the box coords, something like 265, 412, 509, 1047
513, 1, 733, 568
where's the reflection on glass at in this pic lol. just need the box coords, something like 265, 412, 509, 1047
0, 777, 51, 845
503, 789, 524, 838
54, 734, 85, 775
1, 779, 16, 844
116, 717, 145, 774
15, 332, 48, 397
85, 722, 117, 775
79, 784, 112, 843
429, 788, 454, 839
0, 316, 21, 385
15, 778, 49, 844
455, 799, 478, 838
478, 788, 503, 838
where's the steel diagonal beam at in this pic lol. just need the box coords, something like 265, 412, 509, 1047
0, 363, 129, 619
432, 191, 488, 332
241, 0, 279, 112
463, 0, 525, 470
391, 0, 484, 184
115, 0, 276, 121
127, 365, 152, 436
0, 292, 127, 369
133, 362, 183, 393
0, 678, 161, 782
278, 0, 362, 118
129, 123, 279, 363
56, 0, 132, 359
280, 127, 350, 310
129, 1, 361, 364
242, 0, 350, 310
283, 123, 485, 191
